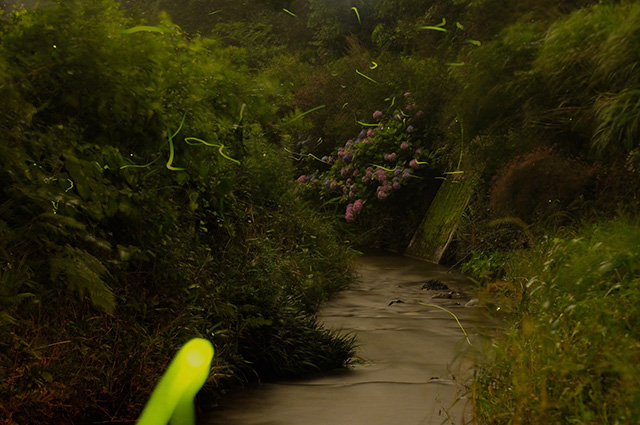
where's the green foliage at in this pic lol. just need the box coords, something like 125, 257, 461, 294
473, 219, 640, 424
0, 2, 355, 423
50, 246, 115, 314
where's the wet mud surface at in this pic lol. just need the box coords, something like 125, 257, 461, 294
205, 252, 496, 425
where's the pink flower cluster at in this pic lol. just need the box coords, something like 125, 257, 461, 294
345, 199, 364, 222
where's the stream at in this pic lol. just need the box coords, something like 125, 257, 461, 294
204, 251, 495, 425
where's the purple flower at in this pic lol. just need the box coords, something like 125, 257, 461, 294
415, 148, 422, 155
341, 168, 349, 178
337, 147, 345, 157
359, 130, 367, 139
409, 159, 419, 169
402, 169, 411, 179
345, 203, 355, 222
404, 91, 412, 98
376, 187, 388, 201
373, 110, 383, 120
394, 166, 402, 176
406, 125, 415, 133
343, 152, 353, 164
400, 141, 409, 150
322, 155, 329, 162
375, 168, 387, 182
330, 181, 338, 190
384, 152, 397, 162
367, 129, 375, 138
297, 175, 306, 183
353, 199, 363, 213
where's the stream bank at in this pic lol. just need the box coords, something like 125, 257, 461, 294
205, 251, 496, 425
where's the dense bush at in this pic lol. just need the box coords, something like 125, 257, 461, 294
0, 2, 354, 423
489, 147, 597, 222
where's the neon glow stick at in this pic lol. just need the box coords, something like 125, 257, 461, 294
136, 338, 214, 425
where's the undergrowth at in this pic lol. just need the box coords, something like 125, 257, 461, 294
471, 219, 640, 424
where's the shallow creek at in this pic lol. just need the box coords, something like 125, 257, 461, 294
205, 251, 496, 425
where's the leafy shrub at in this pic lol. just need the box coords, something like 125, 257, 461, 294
473, 219, 640, 424
293, 94, 441, 248
489, 147, 597, 222
0, 2, 355, 423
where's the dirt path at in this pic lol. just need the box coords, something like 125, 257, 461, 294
205, 252, 494, 425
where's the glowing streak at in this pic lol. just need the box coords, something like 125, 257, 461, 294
121, 26, 165, 34
420, 303, 472, 346
136, 338, 214, 425
442, 171, 464, 175
65, 179, 74, 192
356, 120, 380, 127
369, 61, 378, 69
351, 7, 361, 24
283, 105, 326, 125
184, 138, 241, 165
284, 148, 331, 164
370, 164, 395, 172
446, 62, 465, 66
456, 21, 464, 30
208, 10, 221, 15
464, 39, 481, 46
166, 114, 187, 171
385, 96, 396, 108
283, 8, 297, 17
419, 26, 447, 32
120, 157, 160, 170
355, 69, 378, 84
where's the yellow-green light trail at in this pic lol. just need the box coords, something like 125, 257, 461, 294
136, 338, 214, 425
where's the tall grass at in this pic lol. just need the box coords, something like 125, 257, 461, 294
472, 219, 640, 424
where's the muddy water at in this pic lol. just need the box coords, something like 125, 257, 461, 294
205, 252, 495, 425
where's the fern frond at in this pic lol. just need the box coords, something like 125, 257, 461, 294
50, 245, 116, 314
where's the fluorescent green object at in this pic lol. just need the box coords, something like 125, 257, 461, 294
137, 338, 214, 425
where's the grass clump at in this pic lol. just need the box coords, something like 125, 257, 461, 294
472, 219, 640, 424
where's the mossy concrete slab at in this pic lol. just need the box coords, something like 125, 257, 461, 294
405, 166, 482, 263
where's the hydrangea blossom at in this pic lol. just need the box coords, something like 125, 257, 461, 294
353, 199, 363, 213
